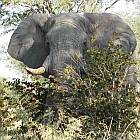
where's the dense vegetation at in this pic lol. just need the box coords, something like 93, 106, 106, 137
1, 40, 140, 139
0, 0, 140, 140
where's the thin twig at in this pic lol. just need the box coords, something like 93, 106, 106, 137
121, 119, 136, 138
76, 1, 84, 12
118, 66, 129, 88
104, 0, 121, 12
107, 117, 113, 140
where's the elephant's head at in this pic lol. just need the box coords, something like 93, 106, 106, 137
8, 13, 136, 77
41, 13, 92, 75
8, 13, 91, 76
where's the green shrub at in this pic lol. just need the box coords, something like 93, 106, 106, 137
1, 17, 140, 140
52, 45, 139, 139
1, 41, 139, 140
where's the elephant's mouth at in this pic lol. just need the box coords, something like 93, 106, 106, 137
25, 66, 46, 75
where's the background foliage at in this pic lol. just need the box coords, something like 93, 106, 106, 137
0, 0, 105, 26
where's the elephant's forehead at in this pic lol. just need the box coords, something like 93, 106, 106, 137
51, 26, 78, 35
55, 18, 77, 27
47, 26, 86, 43
54, 13, 84, 28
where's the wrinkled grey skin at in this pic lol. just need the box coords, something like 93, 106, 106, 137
8, 13, 137, 78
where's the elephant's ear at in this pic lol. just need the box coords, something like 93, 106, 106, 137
81, 13, 136, 52
7, 14, 50, 67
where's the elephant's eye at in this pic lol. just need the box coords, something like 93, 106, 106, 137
46, 42, 50, 46
83, 41, 87, 46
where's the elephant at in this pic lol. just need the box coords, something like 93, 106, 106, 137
7, 12, 137, 78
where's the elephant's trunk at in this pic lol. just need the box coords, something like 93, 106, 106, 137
25, 66, 46, 75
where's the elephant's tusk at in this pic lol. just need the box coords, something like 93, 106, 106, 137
26, 66, 46, 75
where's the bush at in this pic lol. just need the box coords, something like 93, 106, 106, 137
52, 45, 139, 139
1, 41, 139, 140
